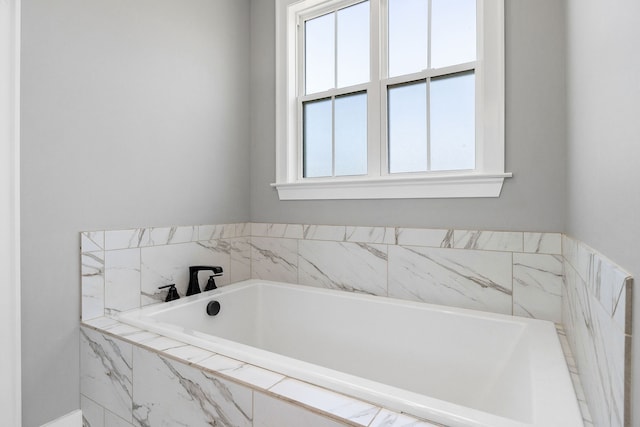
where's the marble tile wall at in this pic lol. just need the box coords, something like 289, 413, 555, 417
81, 224, 251, 320
562, 235, 633, 427
83, 223, 564, 322
249, 224, 563, 321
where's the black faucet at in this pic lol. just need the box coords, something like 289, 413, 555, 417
186, 266, 223, 296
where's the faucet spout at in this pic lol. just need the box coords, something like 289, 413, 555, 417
186, 265, 223, 296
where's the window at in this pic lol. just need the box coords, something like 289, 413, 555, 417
275, 0, 509, 199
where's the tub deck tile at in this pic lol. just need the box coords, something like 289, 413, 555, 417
197, 354, 285, 390
82, 316, 120, 330
269, 378, 379, 426
138, 335, 192, 352
164, 344, 214, 364
369, 409, 442, 427
105, 323, 145, 338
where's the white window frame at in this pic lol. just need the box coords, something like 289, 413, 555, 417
274, 0, 510, 200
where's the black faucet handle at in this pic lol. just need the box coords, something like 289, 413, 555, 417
158, 284, 180, 302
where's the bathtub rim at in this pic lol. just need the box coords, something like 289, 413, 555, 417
117, 279, 583, 427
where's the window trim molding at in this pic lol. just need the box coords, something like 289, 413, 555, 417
275, 0, 510, 200
271, 172, 511, 200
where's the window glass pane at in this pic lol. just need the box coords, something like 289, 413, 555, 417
304, 99, 333, 177
305, 13, 335, 94
388, 81, 427, 173
431, 0, 476, 68
335, 92, 367, 176
430, 72, 475, 171
388, 0, 428, 77
337, 1, 370, 88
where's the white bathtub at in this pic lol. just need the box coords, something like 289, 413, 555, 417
118, 279, 583, 427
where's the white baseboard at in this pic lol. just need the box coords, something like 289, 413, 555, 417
40, 410, 82, 427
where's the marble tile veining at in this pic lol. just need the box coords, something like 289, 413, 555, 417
229, 237, 252, 283
512, 253, 563, 322
235, 222, 251, 237
138, 335, 193, 353
80, 327, 133, 423
164, 344, 213, 364
299, 240, 388, 296
453, 230, 523, 252
251, 237, 298, 283
82, 251, 105, 321
395, 228, 452, 248
132, 347, 253, 427
104, 229, 150, 250
199, 224, 237, 241
346, 226, 395, 244
82, 231, 105, 253
590, 253, 630, 321
104, 249, 141, 315
523, 232, 562, 255
197, 354, 285, 390
148, 226, 197, 246
562, 247, 631, 427
388, 245, 513, 314
304, 224, 347, 241
251, 223, 304, 239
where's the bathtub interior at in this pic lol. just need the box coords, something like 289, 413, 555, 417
122, 281, 543, 423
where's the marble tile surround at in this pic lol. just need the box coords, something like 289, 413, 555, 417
247, 224, 564, 321
81, 224, 251, 320
80, 318, 591, 427
81, 222, 632, 426
80, 321, 439, 427
82, 223, 564, 322
562, 235, 633, 427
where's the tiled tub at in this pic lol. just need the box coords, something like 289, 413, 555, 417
82, 223, 633, 426
105, 280, 582, 427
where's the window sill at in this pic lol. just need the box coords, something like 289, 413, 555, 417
272, 173, 512, 200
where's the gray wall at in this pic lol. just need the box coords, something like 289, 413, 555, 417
20, 0, 250, 425
21, 0, 639, 425
250, 0, 567, 232
565, 0, 640, 424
